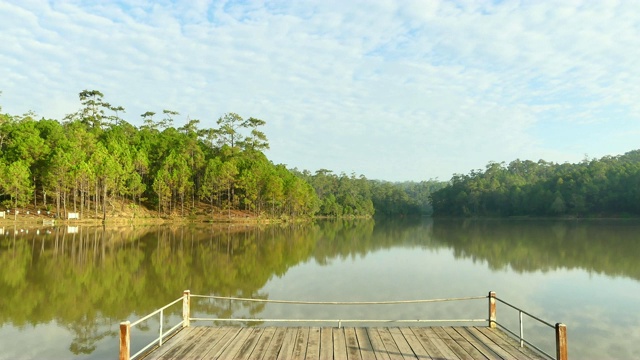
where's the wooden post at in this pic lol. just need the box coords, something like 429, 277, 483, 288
183, 290, 191, 327
119, 321, 131, 360
556, 323, 568, 360
489, 291, 496, 328
488, 291, 497, 328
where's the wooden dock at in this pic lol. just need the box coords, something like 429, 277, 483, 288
143, 325, 546, 360
120, 291, 567, 360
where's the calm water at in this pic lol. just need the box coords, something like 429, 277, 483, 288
0, 219, 639, 359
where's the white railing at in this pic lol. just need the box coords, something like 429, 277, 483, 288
119, 290, 567, 360
489, 292, 568, 360
119, 291, 190, 360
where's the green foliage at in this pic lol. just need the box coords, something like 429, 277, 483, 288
0, 90, 323, 219
431, 153, 640, 217
5, 160, 33, 208
299, 170, 372, 217
370, 180, 445, 217
297, 170, 444, 218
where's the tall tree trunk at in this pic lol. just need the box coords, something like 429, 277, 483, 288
192, 185, 195, 212
80, 182, 84, 218
227, 186, 231, 219
95, 180, 99, 219
13, 193, 18, 221
73, 183, 77, 213
56, 186, 60, 217
62, 189, 67, 218
102, 181, 107, 222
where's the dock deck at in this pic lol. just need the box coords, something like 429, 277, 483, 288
143, 325, 546, 360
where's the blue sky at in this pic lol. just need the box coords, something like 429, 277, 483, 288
1, 0, 639, 181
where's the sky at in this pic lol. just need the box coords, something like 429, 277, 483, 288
1, 0, 639, 182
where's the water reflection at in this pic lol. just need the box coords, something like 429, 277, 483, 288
1, 223, 340, 357
1, 219, 639, 358
430, 218, 640, 280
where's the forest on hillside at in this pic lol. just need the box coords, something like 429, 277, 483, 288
430, 152, 640, 217
4, 90, 640, 220
0, 90, 439, 220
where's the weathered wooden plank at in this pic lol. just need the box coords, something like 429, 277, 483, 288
307, 327, 321, 360
466, 327, 519, 360
406, 327, 442, 359
159, 327, 236, 359
143, 327, 195, 360
146, 327, 206, 360
399, 328, 432, 360
474, 327, 539, 360
491, 326, 545, 360
415, 327, 440, 339
442, 327, 487, 359
432, 326, 474, 360
476, 327, 534, 360
389, 327, 417, 359
256, 327, 284, 360
199, 327, 243, 359
345, 327, 364, 360
168, 327, 224, 359
376, 327, 405, 360
333, 328, 348, 360
449, 327, 501, 360
246, 327, 274, 359
355, 327, 376, 360
290, 327, 309, 360
320, 327, 334, 360
413, 327, 461, 359
366, 328, 392, 360
214, 327, 255, 359
231, 327, 264, 359
277, 327, 306, 360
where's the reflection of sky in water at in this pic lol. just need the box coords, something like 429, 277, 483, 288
0, 322, 113, 360
0, 316, 183, 360
261, 247, 640, 360
0, 323, 70, 360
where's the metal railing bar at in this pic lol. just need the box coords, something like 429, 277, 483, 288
495, 322, 554, 360
131, 338, 159, 360
167, 321, 185, 333
189, 317, 488, 324
189, 294, 487, 305
130, 297, 184, 327
159, 311, 163, 346
130, 321, 185, 360
519, 310, 524, 347
495, 298, 555, 328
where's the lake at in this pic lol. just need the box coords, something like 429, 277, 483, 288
0, 218, 639, 359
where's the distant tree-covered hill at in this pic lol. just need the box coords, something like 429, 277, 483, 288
431, 151, 640, 217
295, 169, 444, 217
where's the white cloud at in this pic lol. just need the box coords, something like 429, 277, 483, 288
1, 0, 640, 181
